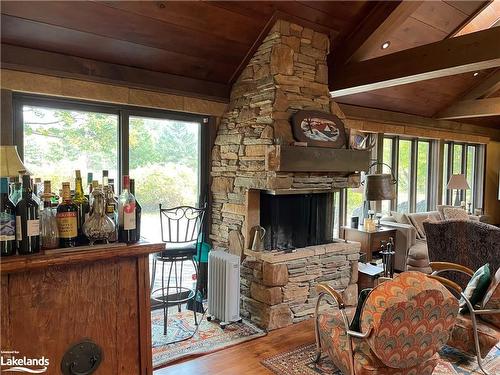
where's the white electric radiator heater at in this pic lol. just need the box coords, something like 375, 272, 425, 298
207, 250, 242, 328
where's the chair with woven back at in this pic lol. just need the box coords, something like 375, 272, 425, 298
314, 271, 459, 375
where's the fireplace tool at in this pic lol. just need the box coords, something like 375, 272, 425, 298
380, 237, 395, 278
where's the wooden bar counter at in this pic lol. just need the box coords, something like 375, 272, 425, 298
1, 242, 164, 375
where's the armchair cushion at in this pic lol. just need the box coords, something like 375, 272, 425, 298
448, 314, 500, 358
460, 263, 491, 313
360, 272, 458, 369
481, 267, 500, 328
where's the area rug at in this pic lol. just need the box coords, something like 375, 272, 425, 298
261, 343, 500, 375
152, 309, 266, 369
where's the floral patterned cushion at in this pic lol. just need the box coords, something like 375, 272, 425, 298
360, 272, 458, 369
448, 314, 500, 358
481, 267, 500, 329
354, 339, 439, 375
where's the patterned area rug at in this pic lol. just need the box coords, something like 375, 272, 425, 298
152, 309, 266, 369
261, 343, 500, 375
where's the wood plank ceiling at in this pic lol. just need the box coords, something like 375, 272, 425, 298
1, 0, 498, 128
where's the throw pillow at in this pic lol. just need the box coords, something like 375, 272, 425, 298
408, 212, 431, 239
460, 264, 491, 313
443, 207, 469, 221
381, 216, 397, 223
437, 204, 454, 220
390, 211, 411, 225
481, 268, 500, 328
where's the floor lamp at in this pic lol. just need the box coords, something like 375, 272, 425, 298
447, 174, 470, 207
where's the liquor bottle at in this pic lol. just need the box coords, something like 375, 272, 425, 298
129, 179, 141, 242
0, 177, 16, 256
40, 181, 59, 250
10, 181, 22, 205
118, 175, 137, 243
15, 174, 40, 254
104, 183, 118, 242
73, 170, 90, 244
56, 182, 78, 247
86, 172, 93, 198
102, 170, 109, 187
31, 178, 42, 207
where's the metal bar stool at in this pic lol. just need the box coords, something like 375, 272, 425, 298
151, 204, 206, 336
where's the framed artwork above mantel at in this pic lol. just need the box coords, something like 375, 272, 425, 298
292, 110, 347, 148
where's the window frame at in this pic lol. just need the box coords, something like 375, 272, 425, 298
13, 92, 209, 208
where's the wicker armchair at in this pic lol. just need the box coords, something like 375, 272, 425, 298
430, 262, 500, 375
314, 272, 458, 375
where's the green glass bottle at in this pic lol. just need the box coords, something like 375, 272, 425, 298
73, 170, 90, 244
57, 182, 78, 248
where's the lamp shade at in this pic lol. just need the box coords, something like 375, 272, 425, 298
364, 173, 396, 201
0, 146, 28, 177
447, 174, 470, 190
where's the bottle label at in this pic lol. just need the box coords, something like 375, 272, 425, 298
16, 216, 21, 240
124, 203, 136, 230
27, 219, 40, 237
0, 212, 16, 241
57, 211, 78, 238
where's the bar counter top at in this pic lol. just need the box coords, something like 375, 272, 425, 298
0, 241, 164, 274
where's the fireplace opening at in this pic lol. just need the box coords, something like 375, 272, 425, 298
260, 191, 335, 250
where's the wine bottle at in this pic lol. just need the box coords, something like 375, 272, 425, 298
104, 183, 118, 242
118, 175, 137, 243
56, 182, 78, 248
129, 179, 141, 242
16, 174, 40, 255
74, 170, 90, 244
10, 181, 22, 205
0, 177, 16, 256
31, 178, 42, 207
102, 170, 109, 187
86, 172, 93, 198
40, 181, 59, 250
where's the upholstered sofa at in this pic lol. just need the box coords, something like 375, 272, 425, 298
380, 207, 486, 273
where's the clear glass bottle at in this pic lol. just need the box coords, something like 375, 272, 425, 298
129, 179, 141, 243
104, 183, 118, 242
10, 181, 22, 205
83, 185, 115, 245
40, 181, 59, 250
118, 175, 137, 244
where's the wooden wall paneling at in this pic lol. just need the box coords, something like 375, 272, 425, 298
445, 1, 489, 16
1, 275, 10, 348
412, 1, 470, 34
1, 89, 13, 144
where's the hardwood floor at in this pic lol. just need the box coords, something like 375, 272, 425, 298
154, 319, 316, 375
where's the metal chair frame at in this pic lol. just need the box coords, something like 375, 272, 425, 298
430, 261, 500, 375
314, 284, 371, 375
151, 204, 206, 337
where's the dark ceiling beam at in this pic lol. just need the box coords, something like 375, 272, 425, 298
330, 26, 500, 97
332, 1, 421, 66
338, 103, 500, 141
461, 69, 500, 100
1, 44, 230, 102
436, 97, 500, 120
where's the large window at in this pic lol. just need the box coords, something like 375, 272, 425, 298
15, 95, 206, 243
397, 140, 412, 213
129, 115, 200, 242
22, 105, 118, 190
416, 141, 429, 212
442, 141, 483, 210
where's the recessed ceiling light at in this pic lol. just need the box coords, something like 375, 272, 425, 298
473, 72, 479, 77
381, 41, 391, 50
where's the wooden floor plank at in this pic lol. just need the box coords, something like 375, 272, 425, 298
154, 319, 316, 375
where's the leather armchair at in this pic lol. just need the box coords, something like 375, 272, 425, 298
314, 272, 458, 375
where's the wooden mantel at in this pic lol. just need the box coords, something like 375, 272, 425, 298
1, 242, 164, 375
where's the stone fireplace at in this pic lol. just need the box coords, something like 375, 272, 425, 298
210, 19, 365, 330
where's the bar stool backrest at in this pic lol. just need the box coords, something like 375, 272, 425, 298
159, 204, 206, 246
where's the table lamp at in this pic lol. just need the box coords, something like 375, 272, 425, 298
447, 174, 469, 207
0, 145, 28, 177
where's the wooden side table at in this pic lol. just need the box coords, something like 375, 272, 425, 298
341, 226, 397, 263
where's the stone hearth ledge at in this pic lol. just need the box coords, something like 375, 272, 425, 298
244, 240, 360, 263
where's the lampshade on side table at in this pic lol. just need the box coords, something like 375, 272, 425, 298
0, 146, 28, 177
447, 174, 470, 207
